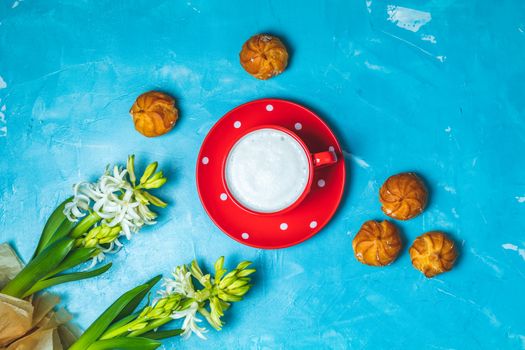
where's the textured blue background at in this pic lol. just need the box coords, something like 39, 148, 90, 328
1, 0, 525, 349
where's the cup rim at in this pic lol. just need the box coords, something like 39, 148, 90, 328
221, 124, 314, 216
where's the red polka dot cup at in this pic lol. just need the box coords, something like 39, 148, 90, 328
223, 125, 338, 215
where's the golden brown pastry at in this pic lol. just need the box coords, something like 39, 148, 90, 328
379, 172, 428, 220
352, 220, 402, 266
409, 231, 457, 278
130, 91, 178, 137
239, 34, 288, 80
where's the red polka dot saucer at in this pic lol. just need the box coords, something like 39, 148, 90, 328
196, 99, 346, 249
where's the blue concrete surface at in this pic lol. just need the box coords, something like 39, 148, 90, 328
1, 0, 524, 349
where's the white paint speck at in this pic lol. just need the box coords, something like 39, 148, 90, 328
309, 221, 318, 229
451, 208, 459, 218
266, 104, 274, 112
386, 5, 431, 32
220, 193, 228, 201
443, 185, 457, 194
444, 126, 452, 133
366, 0, 372, 13
241, 232, 249, 239
349, 153, 370, 169
502, 243, 518, 251
421, 34, 437, 44
280, 223, 288, 231
0, 103, 6, 137
234, 121, 241, 128
470, 248, 503, 276
0, 76, 6, 89
186, 1, 201, 13
201, 157, 209, 165
482, 307, 501, 327
294, 122, 302, 130
436, 55, 447, 62
516, 196, 525, 203
328, 146, 335, 152
317, 179, 326, 188
502, 243, 525, 261
11, 0, 21, 8
364, 61, 388, 72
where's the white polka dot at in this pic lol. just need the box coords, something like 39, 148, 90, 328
266, 104, 274, 111
317, 179, 326, 188
201, 157, 209, 165
234, 121, 241, 128
310, 221, 318, 229
328, 146, 335, 152
280, 223, 288, 230
220, 193, 228, 201
294, 122, 302, 130
241, 232, 249, 239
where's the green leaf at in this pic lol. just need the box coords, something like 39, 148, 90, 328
69, 281, 153, 350
23, 263, 112, 298
86, 337, 161, 350
140, 328, 183, 340
1, 237, 75, 298
113, 275, 162, 323
43, 247, 98, 279
33, 197, 73, 256
44, 216, 78, 249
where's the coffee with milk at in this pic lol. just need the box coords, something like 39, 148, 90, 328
225, 128, 310, 213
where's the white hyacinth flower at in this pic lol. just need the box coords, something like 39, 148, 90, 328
63, 165, 159, 243
62, 156, 167, 269
170, 301, 208, 340
161, 266, 196, 299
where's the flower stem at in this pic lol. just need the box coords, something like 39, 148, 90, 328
70, 212, 101, 238
100, 319, 146, 340
127, 317, 173, 338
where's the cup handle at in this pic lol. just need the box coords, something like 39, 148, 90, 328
312, 151, 338, 168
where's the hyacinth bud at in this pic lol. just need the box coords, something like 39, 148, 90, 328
141, 191, 167, 208
236, 261, 252, 270
127, 155, 136, 185
217, 290, 242, 302
128, 322, 148, 331
142, 177, 167, 189
76, 225, 121, 248
214, 256, 225, 271
140, 162, 158, 184
139, 293, 183, 321
190, 260, 205, 280
236, 268, 256, 278
148, 171, 164, 182
225, 278, 249, 291
226, 285, 251, 297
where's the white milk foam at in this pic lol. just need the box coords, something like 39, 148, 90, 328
225, 128, 310, 213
